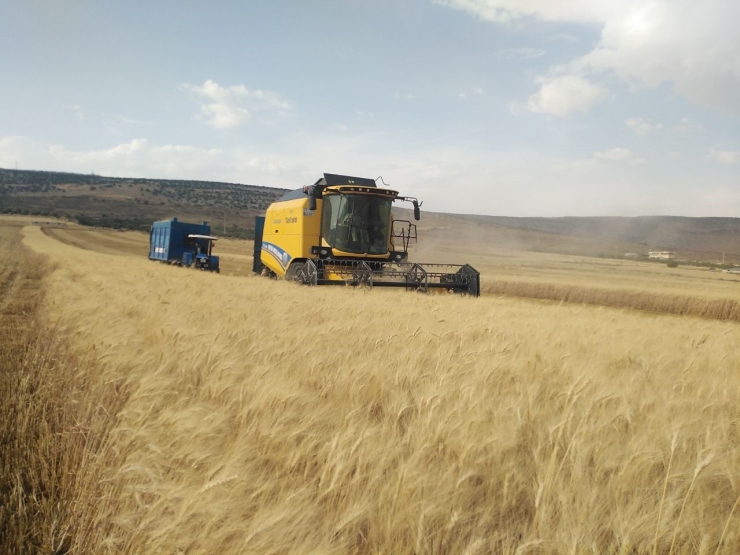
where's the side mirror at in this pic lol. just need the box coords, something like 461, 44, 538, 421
307, 188, 317, 211
413, 200, 421, 221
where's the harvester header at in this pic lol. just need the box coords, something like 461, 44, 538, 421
253, 173, 479, 295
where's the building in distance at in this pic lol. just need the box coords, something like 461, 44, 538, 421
648, 251, 676, 260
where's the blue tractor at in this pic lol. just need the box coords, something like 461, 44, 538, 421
149, 218, 220, 272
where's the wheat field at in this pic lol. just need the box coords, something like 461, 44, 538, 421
4, 220, 740, 554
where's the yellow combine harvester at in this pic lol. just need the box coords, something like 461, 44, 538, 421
252, 173, 480, 295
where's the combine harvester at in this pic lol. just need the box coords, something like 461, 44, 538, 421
252, 173, 479, 295
149, 218, 220, 272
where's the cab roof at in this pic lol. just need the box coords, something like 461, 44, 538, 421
277, 173, 397, 202
325, 185, 398, 197
315, 173, 377, 187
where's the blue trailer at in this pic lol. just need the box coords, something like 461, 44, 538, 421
149, 218, 220, 272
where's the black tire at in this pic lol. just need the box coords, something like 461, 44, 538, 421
285, 260, 306, 283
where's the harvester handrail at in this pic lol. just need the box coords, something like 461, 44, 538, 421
391, 220, 417, 253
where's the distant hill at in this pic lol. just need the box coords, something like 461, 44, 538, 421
0, 168, 288, 238
425, 213, 740, 263
2, 168, 740, 262
456, 215, 740, 251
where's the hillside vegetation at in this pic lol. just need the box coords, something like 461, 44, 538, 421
0, 167, 286, 237
3, 219, 740, 553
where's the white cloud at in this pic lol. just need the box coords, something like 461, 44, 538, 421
594, 148, 634, 162
675, 116, 702, 134
527, 75, 606, 116
181, 80, 292, 129
71, 104, 85, 122
392, 92, 414, 101
1, 136, 232, 179
105, 114, 150, 137
493, 47, 546, 60
432, 0, 611, 23
0, 134, 359, 188
708, 148, 740, 164
580, 2, 740, 113
548, 32, 579, 43
0, 136, 38, 171
459, 88, 485, 100
506, 100, 525, 115
113, 115, 147, 126
434, 0, 740, 113
390, 149, 726, 217
626, 117, 663, 136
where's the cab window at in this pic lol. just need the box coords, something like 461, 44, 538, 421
321, 194, 391, 254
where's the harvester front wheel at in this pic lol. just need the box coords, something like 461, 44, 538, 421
285, 260, 306, 283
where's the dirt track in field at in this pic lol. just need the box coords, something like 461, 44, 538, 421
41, 226, 256, 276
42, 227, 148, 257
0, 226, 44, 325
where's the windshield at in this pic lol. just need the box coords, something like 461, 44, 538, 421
321, 194, 392, 254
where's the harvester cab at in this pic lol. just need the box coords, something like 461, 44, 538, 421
253, 173, 479, 295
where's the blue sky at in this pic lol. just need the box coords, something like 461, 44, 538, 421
1, 0, 738, 216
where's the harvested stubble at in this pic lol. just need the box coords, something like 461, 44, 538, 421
13, 224, 740, 554
40, 225, 257, 276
